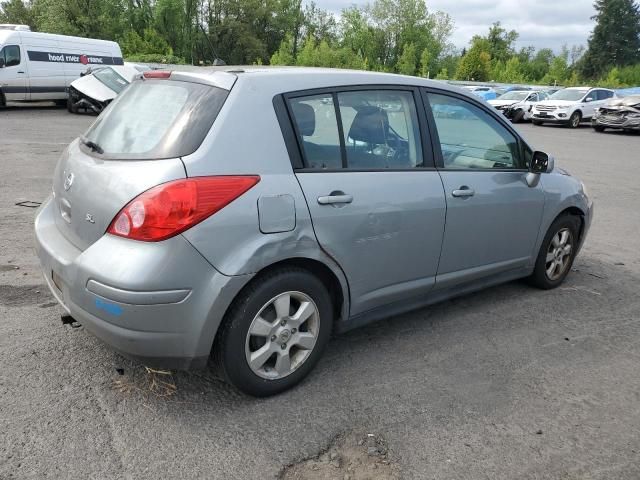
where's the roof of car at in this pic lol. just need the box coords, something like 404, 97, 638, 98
165, 66, 468, 97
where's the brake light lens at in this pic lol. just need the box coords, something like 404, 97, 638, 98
143, 70, 172, 79
107, 176, 260, 242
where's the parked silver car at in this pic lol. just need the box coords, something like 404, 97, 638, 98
35, 68, 593, 396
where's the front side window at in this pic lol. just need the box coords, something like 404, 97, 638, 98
0, 45, 20, 67
428, 92, 523, 170
289, 89, 424, 170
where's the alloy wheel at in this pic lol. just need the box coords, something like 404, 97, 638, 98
245, 291, 320, 380
571, 113, 581, 128
545, 228, 574, 281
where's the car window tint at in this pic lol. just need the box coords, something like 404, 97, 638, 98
428, 93, 523, 170
84, 79, 228, 159
1, 45, 20, 67
338, 90, 423, 169
289, 95, 342, 169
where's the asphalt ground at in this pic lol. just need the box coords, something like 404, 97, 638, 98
1, 103, 639, 479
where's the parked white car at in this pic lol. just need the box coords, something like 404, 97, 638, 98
531, 87, 615, 128
488, 90, 549, 123
67, 63, 149, 113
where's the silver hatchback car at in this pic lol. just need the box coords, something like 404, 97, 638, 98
35, 68, 593, 396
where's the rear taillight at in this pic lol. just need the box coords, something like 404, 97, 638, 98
107, 176, 260, 242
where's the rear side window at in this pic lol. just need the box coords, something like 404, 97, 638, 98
289, 89, 424, 170
83, 79, 228, 160
289, 95, 342, 169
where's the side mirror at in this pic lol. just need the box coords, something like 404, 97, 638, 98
531, 151, 552, 174
0, 58, 5, 68
584, 97, 594, 103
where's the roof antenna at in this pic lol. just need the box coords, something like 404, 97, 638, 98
199, 23, 226, 66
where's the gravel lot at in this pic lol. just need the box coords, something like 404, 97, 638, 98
1, 104, 639, 480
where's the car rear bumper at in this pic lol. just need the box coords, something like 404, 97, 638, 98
35, 197, 252, 369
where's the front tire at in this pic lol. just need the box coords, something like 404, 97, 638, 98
593, 125, 605, 132
568, 111, 582, 128
532, 120, 543, 126
67, 96, 77, 114
217, 268, 333, 397
512, 109, 525, 123
528, 215, 581, 290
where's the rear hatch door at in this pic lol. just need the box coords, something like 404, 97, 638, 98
52, 76, 230, 251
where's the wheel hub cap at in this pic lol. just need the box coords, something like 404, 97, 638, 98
245, 291, 320, 380
545, 228, 573, 281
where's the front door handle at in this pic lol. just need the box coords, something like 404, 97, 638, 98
317, 194, 353, 205
452, 187, 475, 198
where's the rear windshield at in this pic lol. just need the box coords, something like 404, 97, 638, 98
83, 79, 228, 160
93, 67, 129, 94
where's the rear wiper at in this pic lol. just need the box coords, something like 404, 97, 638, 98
80, 136, 104, 154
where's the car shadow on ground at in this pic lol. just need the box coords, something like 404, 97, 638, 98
96, 255, 638, 413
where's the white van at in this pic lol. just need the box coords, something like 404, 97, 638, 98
0, 25, 123, 106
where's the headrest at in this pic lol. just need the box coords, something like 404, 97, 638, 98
348, 106, 389, 144
292, 102, 315, 136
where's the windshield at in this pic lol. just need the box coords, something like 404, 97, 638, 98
498, 91, 529, 101
83, 79, 228, 160
550, 89, 589, 101
93, 68, 130, 94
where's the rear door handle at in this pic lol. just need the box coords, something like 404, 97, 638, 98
317, 194, 353, 205
452, 187, 475, 198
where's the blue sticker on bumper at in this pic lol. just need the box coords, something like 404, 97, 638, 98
95, 298, 123, 316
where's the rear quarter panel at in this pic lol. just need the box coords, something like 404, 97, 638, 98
180, 76, 350, 313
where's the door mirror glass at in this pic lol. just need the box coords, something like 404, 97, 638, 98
530, 151, 549, 173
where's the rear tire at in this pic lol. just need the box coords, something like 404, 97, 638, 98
528, 215, 581, 290
217, 267, 333, 397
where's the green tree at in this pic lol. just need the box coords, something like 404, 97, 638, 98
492, 56, 526, 83
485, 21, 518, 63
0, 0, 36, 27
455, 37, 491, 81
419, 48, 430, 77
435, 67, 449, 80
120, 29, 173, 57
542, 48, 570, 85
270, 35, 296, 65
397, 42, 417, 75
580, 0, 640, 79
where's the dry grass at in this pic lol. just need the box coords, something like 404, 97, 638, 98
111, 366, 177, 399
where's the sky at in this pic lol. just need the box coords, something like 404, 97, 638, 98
315, 0, 597, 51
